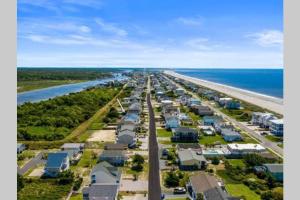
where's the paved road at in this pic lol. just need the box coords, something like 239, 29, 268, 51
164, 75, 283, 158
17, 152, 46, 175
147, 77, 162, 200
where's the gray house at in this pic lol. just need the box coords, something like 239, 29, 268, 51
171, 127, 199, 142
117, 130, 136, 148
90, 161, 121, 184
178, 149, 207, 170
82, 184, 119, 200
99, 150, 127, 166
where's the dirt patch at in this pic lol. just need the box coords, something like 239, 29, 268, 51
28, 167, 44, 177
87, 129, 116, 142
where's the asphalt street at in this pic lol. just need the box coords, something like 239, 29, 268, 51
147, 77, 162, 200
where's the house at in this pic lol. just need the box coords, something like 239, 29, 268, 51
177, 143, 202, 151
17, 143, 26, 154
104, 143, 128, 150
221, 128, 242, 142
203, 116, 223, 126
165, 115, 181, 130
161, 100, 173, 107
187, 98, 201, 107
90, 161, 121, 184
200, 126, 216, 136
117, 130, 136, 148
171, 127, 199, 142
202, 148, 231, 158
117, 124, 136, 133
162, 105, 179, 115
122, 113, 140, 124
269, 119, 284, 136
251, 112, 277, 128
99, 150, 127, 166
218, 98, 232, 106
178, 149, 207, 170
263, 164, 283, 182
224, 100, 240, 109
83, 184, 119, 200
192, 105, 214, 116
227, 143, 266, 155
187, 173, 231, 200
127, 103, 142, 114
175, 88, 185, 95
179, 113, 193, 125
60, 143, 84, 162
44, 152, 70, 177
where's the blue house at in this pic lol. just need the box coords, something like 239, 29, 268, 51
264, 164, 283, 182
44, 152, 70, 177
99, 150, 127, 166
203, 116, 222, 126
165, 115, 180, 130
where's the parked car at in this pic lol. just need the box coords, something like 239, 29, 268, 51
173, 187, 187, 194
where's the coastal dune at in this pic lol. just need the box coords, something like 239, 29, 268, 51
164, 70, 283, 115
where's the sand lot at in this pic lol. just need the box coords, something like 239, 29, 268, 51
120, 180, 148, 192
87, 130, 116, 142
28, 167, 44, 177
122, 194, 148, 200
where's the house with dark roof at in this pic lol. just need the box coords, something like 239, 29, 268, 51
187, 173, 232, 200
99, 150, 127, 166
82, 183, 119, 200
104, 143, 128, 150
191, 105, 214, 116
44, 152, 69, 177
117, 130, 136, 148
221, 128, 242, 142
171, 127, 199, 142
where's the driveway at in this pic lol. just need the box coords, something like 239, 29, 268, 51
17, 152, 46, 175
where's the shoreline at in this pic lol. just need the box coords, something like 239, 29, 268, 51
164, 70, 283, 115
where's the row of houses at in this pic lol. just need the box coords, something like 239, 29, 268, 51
82, 76, 146, 199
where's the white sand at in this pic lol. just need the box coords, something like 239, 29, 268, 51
28, 168, 44, 177
87, 130, 116, 142
164, 71, 283, 115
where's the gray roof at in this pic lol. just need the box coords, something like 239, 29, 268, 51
204, 187, 229, 200
46, 152, 68, 169
221, 129, 241, 136
189, 173, 219, 194
61, 143, 84, 149
82, 184, 118, 200
178, 149, 206, 162
100, 150, 126, 158
172, 127, 198, 134
91, 161, 121, 184
264, 164, 283, 173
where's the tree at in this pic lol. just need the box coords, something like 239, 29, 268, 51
57, 170, 74, 185
211, 157, 220, 165
196, 193, 204, 200
261, 187, 283, 200
164, 171, 180, 187
132, 154, 144, 165
17, 174, 24, 192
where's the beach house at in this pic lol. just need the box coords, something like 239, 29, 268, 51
44, 152, 70, 177
227, 143, 266, 156
117, 130, 136, 148
171, 127, 199, 142
164, 114, 181, 130
221, 128, 242, 142
99, 150, 127, 166
269, 119, 284, 136
178, 149, 207, 170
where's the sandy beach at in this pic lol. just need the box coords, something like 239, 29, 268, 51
164, 70, 283, 115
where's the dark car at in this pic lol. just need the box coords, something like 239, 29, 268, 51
173, 187, 187, 194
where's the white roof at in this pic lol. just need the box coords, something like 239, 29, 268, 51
227, 143, 265, 151
270, 118, 283, 124
219, 97, 232, 101
161, 100, 173, 103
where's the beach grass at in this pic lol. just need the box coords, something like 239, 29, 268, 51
199, 134, 227, 145
157, 128, 172, 137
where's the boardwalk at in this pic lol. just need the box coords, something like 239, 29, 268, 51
147, 77, 162, 200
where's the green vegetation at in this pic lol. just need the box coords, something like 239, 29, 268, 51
17, 179, 72, 200
131, 154, 145, 172
18, 68, 113, 81
157, 128, 172, 137
265, 135, 283, 143
77, 150, 98, 168
164, 170, 189, 188
17, 80, 84, 93
199, 134, 227, 145
220, 108, 252, 122
227, 159, 246, 168
188, 111, 201, 121
226, 184, 261, 200
70, 194, 83, 200
18, 86, 121, 141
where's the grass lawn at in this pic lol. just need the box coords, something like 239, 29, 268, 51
199, 134, 227, 145
24, 126, 70, 139
17, 80, 84, 93
265, 135, 283, 142
88, 122, 105, 130
70, 193, 83, 200
216, 170, 239, 184
157, 128, 172, 137
188, 111, 201, 121
278, 143, 283, 148
77, 149, 98, 168
18, 179, 72, 200
238, 132, 259, 144
227, 159, 246, 168
226, 184, 261, 200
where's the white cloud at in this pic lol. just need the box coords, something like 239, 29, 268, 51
177, 16, 203, 26
95, 18, 128, 37
247, 30, 283, 47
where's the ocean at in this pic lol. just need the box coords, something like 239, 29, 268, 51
174, 69, 283, 98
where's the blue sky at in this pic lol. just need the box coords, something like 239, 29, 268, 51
17, 0, 283, 68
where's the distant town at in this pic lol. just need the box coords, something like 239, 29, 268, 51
17, 70, 283, 200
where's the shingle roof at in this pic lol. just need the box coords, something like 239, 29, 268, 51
82, 184, 118, 200
91, 161, 121, 184
204, 187, 229, 200
189, 173, 219, 194
46, 152, 68, 168
100, 150, 126, 158
61, 143, 84, 149
178, 149, 206, 162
